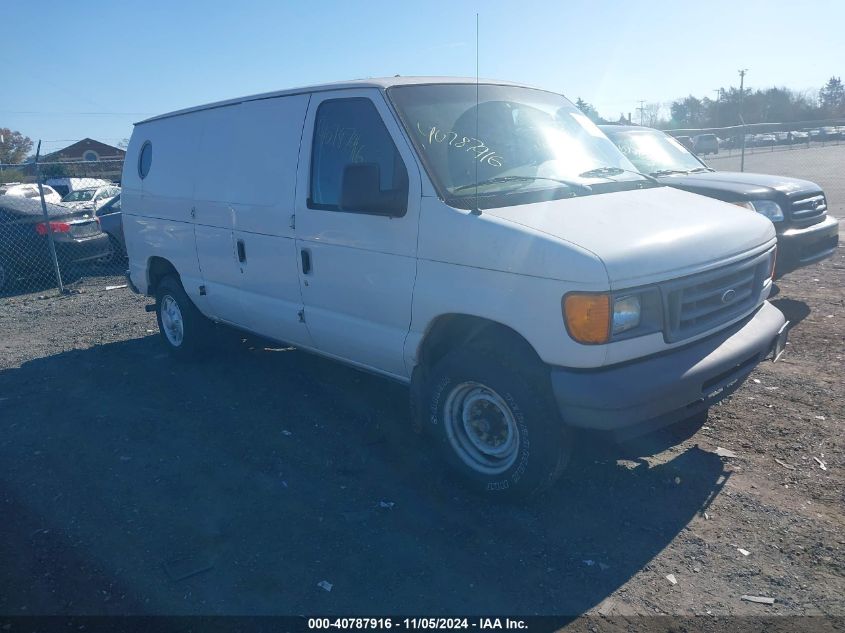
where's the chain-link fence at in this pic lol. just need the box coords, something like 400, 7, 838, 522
665, 119, 845, 160
660, 120, 845, 221
0, 149, 126, 298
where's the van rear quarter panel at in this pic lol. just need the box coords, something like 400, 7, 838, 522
123, 95, 309, 304
123, 115, 205, 295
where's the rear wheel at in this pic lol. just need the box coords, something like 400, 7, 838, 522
100, 235, 126, 266
155, 275, 211, 357
424, 347, 571, 498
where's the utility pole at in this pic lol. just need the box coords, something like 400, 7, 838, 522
710, 89, 720, 128
738, 69, 748, 171
636, 100, 645, 126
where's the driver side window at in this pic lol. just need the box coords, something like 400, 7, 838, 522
308, 98, 408, 216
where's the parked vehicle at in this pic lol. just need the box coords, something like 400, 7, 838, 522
1, 183, 62, 204
94, 194, 125, 261
124, 77, 788, 497
692, 133, 719, 155
820, 126, 838, 140
601, 125, 839, 277
61, 185, 121, 212
808, 129, 822, 141
45, 177, 111, 198
789, 130, 809, 143
0, 196, 110, 292
754, 133, 777, 146
674, 135, 694, 151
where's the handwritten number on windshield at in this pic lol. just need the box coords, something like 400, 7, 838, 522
416, 122, 503, 167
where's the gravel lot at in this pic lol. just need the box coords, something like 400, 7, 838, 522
0, 227, 843, 617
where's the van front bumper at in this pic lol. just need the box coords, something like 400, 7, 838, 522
549, 301, 786, 438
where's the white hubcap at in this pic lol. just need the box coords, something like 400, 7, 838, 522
160, 295, 184, 347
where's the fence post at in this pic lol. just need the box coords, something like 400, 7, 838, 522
34, 141, 65, 294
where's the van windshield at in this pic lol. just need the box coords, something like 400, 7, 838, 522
388, 83, 653, 209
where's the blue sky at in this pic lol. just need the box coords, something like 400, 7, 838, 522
4, 0, 843, 157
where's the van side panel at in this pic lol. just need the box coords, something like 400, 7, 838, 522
229, 95, 312, 346
123, 115, 204, 296
192, 106, 246, 324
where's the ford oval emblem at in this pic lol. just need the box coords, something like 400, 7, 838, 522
721, 289, 737, 304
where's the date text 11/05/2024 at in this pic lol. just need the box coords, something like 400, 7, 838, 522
308, 618, 528, 630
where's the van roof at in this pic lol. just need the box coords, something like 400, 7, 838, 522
136, 76, 533, 125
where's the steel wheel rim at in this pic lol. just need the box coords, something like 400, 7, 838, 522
160, 295, 184, 347
443, 381, 520, 475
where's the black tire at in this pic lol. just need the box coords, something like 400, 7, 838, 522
155, 275, 211, 357
100, 235, 126, 266
423, 347, 571, 498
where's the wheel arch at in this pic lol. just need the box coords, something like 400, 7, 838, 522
146, 256, 180, 295
416, 313, 544, 372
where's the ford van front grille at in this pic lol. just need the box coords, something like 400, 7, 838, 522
789, 194, 826, 223
662, 253, 770, 343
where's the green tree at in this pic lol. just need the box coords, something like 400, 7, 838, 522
819, 76, 844, 115
574, 98, 605, 123
39, 162, 70, 179
0, 168, 26, 184
0, 128, 33, 165
670, 96, 705, 127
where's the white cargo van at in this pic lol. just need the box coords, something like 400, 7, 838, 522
123, 77, 787, 496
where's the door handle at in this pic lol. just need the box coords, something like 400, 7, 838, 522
236, 239, 246, 263
300, 248, 311, 274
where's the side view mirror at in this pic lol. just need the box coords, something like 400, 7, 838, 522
340, 163, 403, 217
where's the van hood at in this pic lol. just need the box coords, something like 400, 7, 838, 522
485, 186, 776, 287
658, 171, 822, 201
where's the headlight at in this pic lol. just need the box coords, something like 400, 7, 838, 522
563, 292, 645, 344
612, 295, 641, 334
734, 200, 784, 222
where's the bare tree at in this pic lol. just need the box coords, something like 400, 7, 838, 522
642, 102, 662, 127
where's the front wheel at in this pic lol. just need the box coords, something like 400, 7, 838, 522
155, 275, 211, 357
424, 347, 571, 497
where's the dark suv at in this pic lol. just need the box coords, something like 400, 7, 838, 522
601, 125, 839, 277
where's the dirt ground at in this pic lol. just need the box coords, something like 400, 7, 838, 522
0, 236, 843, 618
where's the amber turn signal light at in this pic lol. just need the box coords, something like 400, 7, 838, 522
562, 293, 611, 344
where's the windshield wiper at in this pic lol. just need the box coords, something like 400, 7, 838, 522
689, 166, 715, 173
650, 169, 689, 177
579, 166, 659, 184
452, 175, 592, 194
